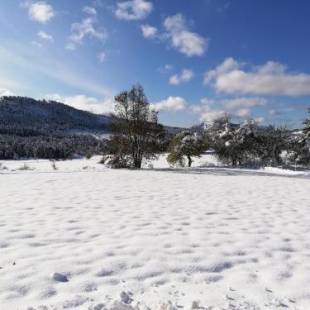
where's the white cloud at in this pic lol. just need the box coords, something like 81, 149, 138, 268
98, 51, 106, 63
169, 69, 194, 85
141, 24, 158, 39
37, 31, 53, 42
255, 117, 265, 124
0, 88, 15, 97
235, 108, 251, 118
83, 6, 97, 15
158, 64, 173, 74
204, 58, 310, 97
151, 96, 187, 111
24, 1, 55, 23
192, 96, 266, 124
163, 14, 207, 57
191, 102, 228, 125
45, 94, 115, 114
68, 17, 107, 49
115, 0, 153, 21
226, 97, 265, 119
204, 57, 240, 84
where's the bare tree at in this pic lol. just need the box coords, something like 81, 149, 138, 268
104, 85, 165, 168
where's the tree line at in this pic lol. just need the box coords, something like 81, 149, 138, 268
0, 134, 107, 160
103, 85, 310, 169
1, 86, 309, 167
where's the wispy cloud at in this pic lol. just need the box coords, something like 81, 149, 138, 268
31, 40, 43, 48
98, 51, 106, 63
0, 45, 114, 98
67, 16, 107, 50
158, 64, 173, 74
222, 97, 266, 109
83, 6, 97, 15
37, 31, 54, 42
115, 0, 153, 21
217, 1, 231, 13
204, 57, 310, 96
70, 17, 107, 44
169, 69, 194, 85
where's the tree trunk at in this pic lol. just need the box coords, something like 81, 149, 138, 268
187, 155, 192, 167
133, 154, 142, 169
134, 162, 141, 168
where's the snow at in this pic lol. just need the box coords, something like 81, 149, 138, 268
0, 155, 310, 309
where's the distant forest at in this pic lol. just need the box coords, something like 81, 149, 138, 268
0, 96, 179, 160
0, 96, 110, 159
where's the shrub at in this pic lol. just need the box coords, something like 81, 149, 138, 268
167, 131, 206, 167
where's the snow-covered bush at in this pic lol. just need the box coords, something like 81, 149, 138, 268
207, 118, 259, 166
283, 131, 310, 167
206, 115, 310, 168
167, 131, 206, 167
254, 126, 289, 167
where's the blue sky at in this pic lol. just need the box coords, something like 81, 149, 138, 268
1, 0, 310, 128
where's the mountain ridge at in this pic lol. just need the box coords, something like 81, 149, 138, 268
0, 96, 184, 136
0, 96, 111, 136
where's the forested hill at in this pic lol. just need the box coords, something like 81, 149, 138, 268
0, 96, 184, 159
0, 96, 111, 136
0, 96, 183, 136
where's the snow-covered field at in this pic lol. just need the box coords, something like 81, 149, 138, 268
1, 155, 310, 309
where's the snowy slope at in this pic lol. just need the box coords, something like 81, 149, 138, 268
0, 157, 310, 309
